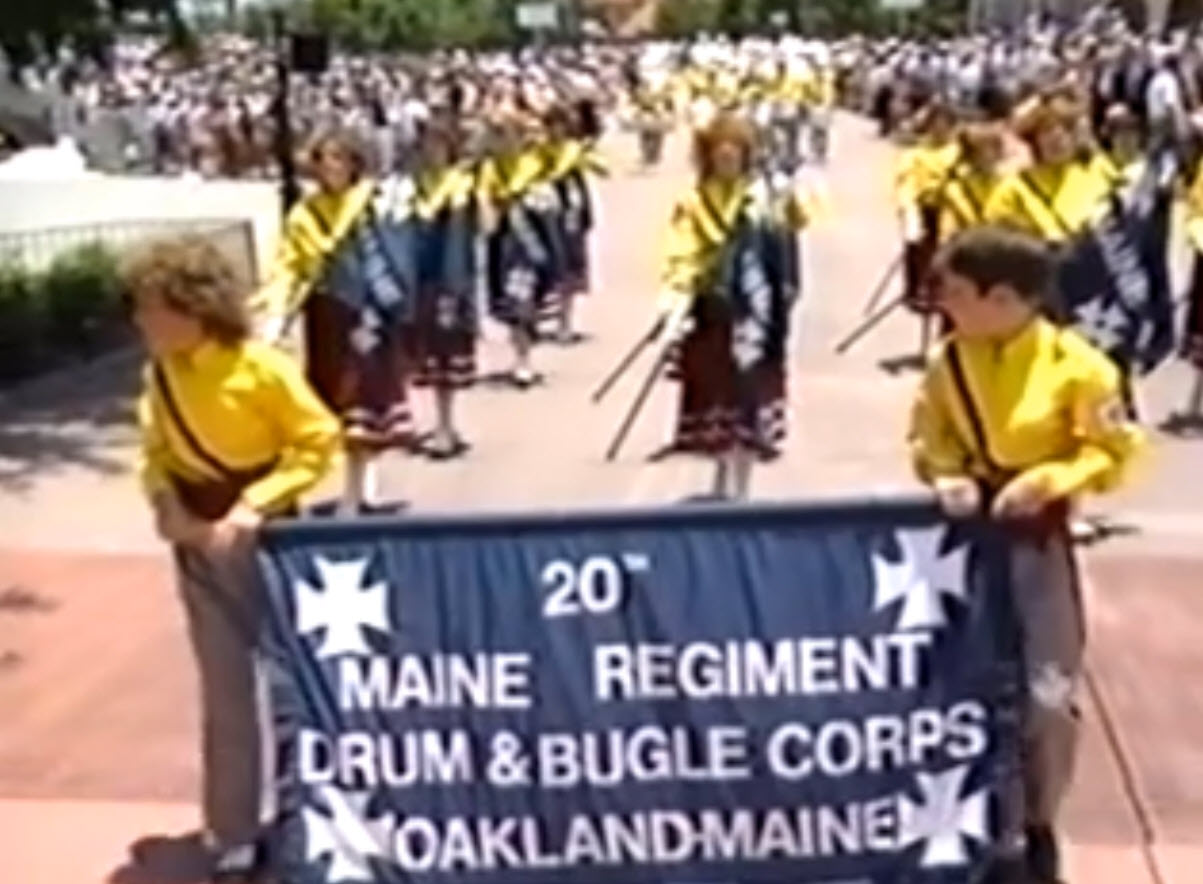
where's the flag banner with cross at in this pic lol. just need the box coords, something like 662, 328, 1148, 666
1056, 157, 1176, 375
255, 498, 1023, 884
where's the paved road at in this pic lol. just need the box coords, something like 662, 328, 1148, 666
2, 113, 1202, 883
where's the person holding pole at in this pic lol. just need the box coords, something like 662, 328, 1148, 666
127, 236, 340, 884
909, 226, 1143, 884
655, 113, 810, 499
895, 100, 960, 354
937, 121, 1007, 242
253, 129, 416, 513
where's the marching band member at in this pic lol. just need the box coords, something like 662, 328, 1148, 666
938, 121, 1007, 242
910, 226, 1143, 884
628, 78, 672, 169
895, 101, 960, 353
542, 103, 608, 343
657, 113, 810, 500
1092, 103, 1146, 190
405, 116, 479, 459
984, 97, 1113, 248
986, 98, 1135, 542
128, 236, 339, 884
806, 47, 837, 165
478, 111, 558, 388
895, 102, 960, 318
253, 129, 415, 512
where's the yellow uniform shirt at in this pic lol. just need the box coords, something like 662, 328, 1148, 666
983, 159, 1113, 244
661, 177, 809, 301
909, 318, 1143, 499
938, 169, 1004, 241
414, 163, 475, 220
251, 180, 375, 320
895, 142, 960, 211
138, 340, 340, 514
477, 149, 547, 203
543, 139, 608, 183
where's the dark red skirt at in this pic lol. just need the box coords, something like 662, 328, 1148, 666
561, 229, 591, 296
902, 205, 942, 314
304, 293, 412, 452
1182, 254, 1203, 369
407, 289, 476, 390
666, 305, 787, 457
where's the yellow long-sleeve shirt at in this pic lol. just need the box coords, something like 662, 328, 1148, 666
938, 169, 1004, 241
138, 340, 340, 515
543, 139, 608, 183
251, 180, 376, 320
895, 141, 960, 210
983, 159, 1113, 244
414, 163, 475, 220
477, 149, 548, 203
909, 318, 1143, 500
661, 176, 809, 300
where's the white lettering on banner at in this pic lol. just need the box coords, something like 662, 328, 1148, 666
766, 703, 989, 780
536, 725, 752, 788
299, 728, 475, 788
378, 802, 906, 872
338, 653, 532, 710
594, 634, 933, 702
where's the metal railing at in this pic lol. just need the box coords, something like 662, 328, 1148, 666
0, 218, 260, 286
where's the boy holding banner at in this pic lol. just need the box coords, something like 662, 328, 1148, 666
128, 236, 340, 883
907, 226, 1143, 884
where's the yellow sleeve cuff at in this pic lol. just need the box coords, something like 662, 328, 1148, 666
656, 288, 691, 313
1025, 448, 1118, 500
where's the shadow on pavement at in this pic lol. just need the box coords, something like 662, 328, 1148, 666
0, 351, 140, 491
108, 832, 211, 884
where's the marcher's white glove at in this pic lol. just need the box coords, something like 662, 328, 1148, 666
901, 204, 924, 243
655, 291, 692, 346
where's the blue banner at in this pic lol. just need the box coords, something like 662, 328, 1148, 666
1057, 153, 1176, 374
256, 499, 1021, 884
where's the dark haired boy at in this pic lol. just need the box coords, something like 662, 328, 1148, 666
908, 226, 1144, 884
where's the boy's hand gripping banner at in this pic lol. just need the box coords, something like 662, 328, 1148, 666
256, 499, 1021, 884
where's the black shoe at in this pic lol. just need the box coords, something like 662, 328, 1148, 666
1025, 825, 1063, 884
211, 841, 264, 884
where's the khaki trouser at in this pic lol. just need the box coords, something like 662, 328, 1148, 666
175, 544, 269, 848
1002, 528, 1086, 841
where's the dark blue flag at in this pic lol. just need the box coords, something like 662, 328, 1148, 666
1056, 153, 1176, 374
256, 499, 1022, 884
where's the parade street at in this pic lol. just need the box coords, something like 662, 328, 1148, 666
1, 113, 1202, 883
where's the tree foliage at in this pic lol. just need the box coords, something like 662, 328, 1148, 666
654, 0, 970, 38
2, 0, 184, 75
304, 0, 520, 52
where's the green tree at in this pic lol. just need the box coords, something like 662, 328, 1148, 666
2, 0, 185, 76
306, 0, 516, 51
654, 0, 724, 36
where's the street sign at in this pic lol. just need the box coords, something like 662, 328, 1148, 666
516, 1, 559, 30
880, 0, 924, 9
